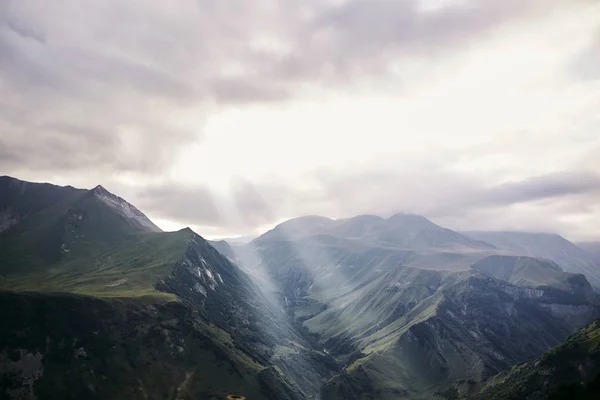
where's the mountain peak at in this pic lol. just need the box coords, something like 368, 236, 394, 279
387, 213, 431, 223
92, 184, 107, 192
91, 184, 115, 198
90, 185, 162, 233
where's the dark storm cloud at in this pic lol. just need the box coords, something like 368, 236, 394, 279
0, 0, 576, 177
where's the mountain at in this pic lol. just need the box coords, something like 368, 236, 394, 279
316, 257, 599, 399
463, 318, 600, 400
0, 175, 83, 231
471, 255, 590, 293
245, 214, 502, 316
463, 231, 600, 288
0, 177, 337, 399
229, 215, 600, 399
249, 214, 500, 301
578, 241, 600, 255
209, 239, 238, 261
220, 235, 256, 244
0, 182, 161, 276
3, 178, 599, 400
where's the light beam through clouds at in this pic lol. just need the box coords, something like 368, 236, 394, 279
1, 0, 599, 241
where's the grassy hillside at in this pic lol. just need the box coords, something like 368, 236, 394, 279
0, 229, 190, 298
0, 187, 160, 275
0, 187, 189, 298
318, 271, 600, 399
0, 175, 84, 231
466, 319, 600, 400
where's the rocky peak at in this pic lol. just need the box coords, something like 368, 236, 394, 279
91, 184, 162, 233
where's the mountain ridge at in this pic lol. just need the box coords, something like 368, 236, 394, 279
223, 213, 600, 399
257, 213, 497, 252
2, 176, 599, 400
463, 230, 600, 288
0, 178, 338, 399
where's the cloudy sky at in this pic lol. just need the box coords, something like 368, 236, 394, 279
1, 0, 599, 241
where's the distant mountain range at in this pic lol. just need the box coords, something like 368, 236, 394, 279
1, 175, 599, 400
230, 214, 600, 398
259, 213, 496, 250
463, 230, 600, 288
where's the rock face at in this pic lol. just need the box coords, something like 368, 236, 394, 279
318, 272, 600, 399
92, 185, 162, 232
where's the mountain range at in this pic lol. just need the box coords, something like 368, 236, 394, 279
1, 175, 599, 399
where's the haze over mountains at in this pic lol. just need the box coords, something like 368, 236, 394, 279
1, 176, 600, 399
578, 242, 600, 255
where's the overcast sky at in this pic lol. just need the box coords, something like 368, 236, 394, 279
1, 0, 599, 241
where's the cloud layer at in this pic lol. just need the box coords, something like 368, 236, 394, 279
1, 0, 599, 240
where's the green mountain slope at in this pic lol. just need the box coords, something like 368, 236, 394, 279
465, 318, 600, 400
0, 176, 84, 232
318, 268, 600, 399
230, 220, 600, 399
0, 184, 161, 275
0, 178, 337, 400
